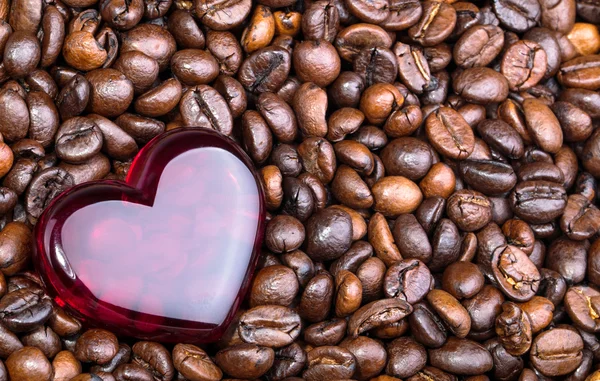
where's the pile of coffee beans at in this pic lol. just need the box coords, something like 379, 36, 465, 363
0, 0, 599, 377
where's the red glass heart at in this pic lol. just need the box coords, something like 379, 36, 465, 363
33, 128, 266, 343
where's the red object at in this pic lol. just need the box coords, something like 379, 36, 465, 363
33, 128, 266, 343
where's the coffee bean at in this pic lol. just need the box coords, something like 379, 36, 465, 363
394, 42, 436, 94
429, 337, 493, 375
454, 26, 504, 68
6, 347, 52, 381
495, 302, 532, 356
372, 176, 423, 217
493, 0, 541, 32
501, 40, 547, 91
383, 259, 432, 304
302, 346, 356, 381
459, 160, 517, 196
0, 288, 52, 332
510, 180, 567, 224
250, 265, 299, 307
386, 336, 427, 378
427, 289, 472, 338
299, 271, 334, 323
74, 329, 118, 365
130, 342, 174, 381
113, 363, 153, 381
334, 270, 362, 317
90, 343, 130, 373
491, 245, 540, 302
429, 218, 462, 273
335, 23, 393, 62
52, 351, 82, 381
446, 190, 492, 232
238, 46, 291, 93
381, 137, 432, 180
392, 214, 432, 263
215, 343, 274, 379
293, 82, 328, 137
442, 262, 484, 300
530, 327, 583, 376
178, 86, 232, 135
453, 67, 509, 104
425, 106, 474, 159
408, 1, 457, 47
302, 1, 339, 42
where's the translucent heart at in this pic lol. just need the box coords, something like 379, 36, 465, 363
34, 128, 265, 343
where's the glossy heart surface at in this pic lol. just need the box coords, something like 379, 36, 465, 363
34, 128, 265, 343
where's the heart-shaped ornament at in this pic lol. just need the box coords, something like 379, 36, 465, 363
33, 128, 266, 343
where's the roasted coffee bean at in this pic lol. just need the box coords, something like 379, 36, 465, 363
493, 0, 541, 32
131, 342, 175, 381
459, 160, 517, 196
564, 285, 600, 333
372, 176, 423, 217
0, 222, 32, 275
255, 92, 296, 143
425, 106, 474, 159
381, 137, 432, 180
383, 259, 432, 304
522, 98, 563, 154
491, 245, 540, 302
495, 302, 532, 356
329, 72, 365, 109
386, 336, 427, 378
299, 270, 334, 322
113, 363, 154, 380
52, 350, 82, 381
477, 119, 524, 160
24, 167, 74, 219
302, 1, 339, 42
0, 288, 53, 332
392, 214, 432, 263
453, 67, 509, 104
302, 346, 355, 381
427, 289, 472, 338
530, 327, 583, 376
517, 296, 554, 334
334, 270, 362, 317
453, 25, 504, 69
409, 300, 448, 348
215, 343, 274, 379
429, 218, 462, 273
442, 262, 484, 300
501, 40, 547, 91
353, 47, 397, 87
429, 337, 493, 375
446, 190, 492, 232
74, 329, 118, 365
484, 337, 524, 381
408, 1, 457, 47
21, 326, 61, 358
335, 23, 393, 62
238, 46, 291, 94
394, 42, 436, 94
462, 285, 505, 336
5, 346, 52, 381
90, 343, 130, 373
55, 117, 103, 164
178, 86, 232, 135
205, 30, 242, 76
250, 265, 299, 307
510, 181, 567, 224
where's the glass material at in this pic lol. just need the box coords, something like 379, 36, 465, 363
34, 128, 266, 343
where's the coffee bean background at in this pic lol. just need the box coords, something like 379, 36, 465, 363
0, 0, 599, 378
